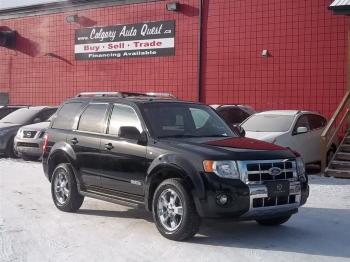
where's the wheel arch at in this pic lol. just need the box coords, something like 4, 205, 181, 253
47, 143, 78, 183
144, 155, 206, 212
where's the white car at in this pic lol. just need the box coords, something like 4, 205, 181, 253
241, 110, 337, 164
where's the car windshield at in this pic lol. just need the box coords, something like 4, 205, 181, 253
0, 108, 41, 125
141, 103, 236, 138
242, 114, 294, 132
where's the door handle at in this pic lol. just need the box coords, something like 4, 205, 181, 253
71, 138, 78, 145
105, 143, 114, 150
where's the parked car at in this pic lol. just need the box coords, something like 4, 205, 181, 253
241, 110, 337, 164
0, 106, 57, 157
210, 104, 256, 126
14, 116, 54, 161
0, 105, 27, 120
43, 92, 309, 241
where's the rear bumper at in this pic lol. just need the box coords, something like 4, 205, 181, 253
194, 173, 309, 220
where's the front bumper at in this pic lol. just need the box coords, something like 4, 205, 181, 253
14, 136, 44, 157
194, 173, 309, 219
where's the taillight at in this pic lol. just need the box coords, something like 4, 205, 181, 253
43, 134, 49, 152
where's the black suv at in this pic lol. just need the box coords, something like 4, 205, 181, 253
43, 92, 309, 241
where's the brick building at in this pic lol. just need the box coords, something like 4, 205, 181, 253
0, 0, 348, 117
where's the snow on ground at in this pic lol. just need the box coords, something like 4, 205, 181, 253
0, 158, 350, 262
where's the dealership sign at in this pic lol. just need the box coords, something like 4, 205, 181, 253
74, 20, 175, 60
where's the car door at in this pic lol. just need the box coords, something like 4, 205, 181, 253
67, 103, 109, 188
99, 103, 147, 196
284, 114, 312, 163
307, 114, 327, 163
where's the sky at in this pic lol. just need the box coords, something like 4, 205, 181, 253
0, 0, 65, 9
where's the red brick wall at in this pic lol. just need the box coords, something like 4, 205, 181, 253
0, 0, 200, 105
203, 0, 348, 118
0, 0, 348, 118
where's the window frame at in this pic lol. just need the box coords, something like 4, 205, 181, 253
51, 101, 86, 130
75, 102, 110, 134
105, 103, 144, 138
292, 114, 311, 135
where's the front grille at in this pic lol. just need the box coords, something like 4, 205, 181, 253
17, 142, 39, 148
22, 131, 37, 138
240, 159, 297, 184
253, 195, 297, 208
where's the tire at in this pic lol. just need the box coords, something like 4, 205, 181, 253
51, 163, 84, 212
256, 215, 291, 226
5, 137, 18, 158
152, 178, 200, 241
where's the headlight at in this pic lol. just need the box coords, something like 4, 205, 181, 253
296, 157, 305, 175
296, 157, 307, 183
203, 160, 240, 179
16, 129, 23, 137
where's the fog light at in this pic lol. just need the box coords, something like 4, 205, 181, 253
216, 194, 228, 206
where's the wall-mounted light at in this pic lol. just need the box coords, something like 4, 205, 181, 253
66, 14, 80, 24
166, 2, 180, 11
261, 49, 270, 58
0, 30, 17, 48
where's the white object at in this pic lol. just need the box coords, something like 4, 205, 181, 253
241, 110, 334, 164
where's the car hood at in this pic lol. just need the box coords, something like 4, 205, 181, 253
244, 131, 285, 142
0, 122, 22, 130
20, 122, 49, 132
158, 136, 295, 161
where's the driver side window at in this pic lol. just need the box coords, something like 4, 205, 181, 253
108, 104, 142, 136
190, 108, 210, 129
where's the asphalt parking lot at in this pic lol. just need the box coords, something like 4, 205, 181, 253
1, 158, 350, 262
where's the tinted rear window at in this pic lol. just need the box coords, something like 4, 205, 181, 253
308, 115, 327, 130
52, 102, 84, 130
218, 108, 250, 125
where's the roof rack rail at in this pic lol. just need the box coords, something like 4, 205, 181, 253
76, 92, 145, 98
145, 92, 177, 99
75, 91, 177, 99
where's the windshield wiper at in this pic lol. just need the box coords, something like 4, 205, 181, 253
157, 134, 200, 138
203, 134, 229, 137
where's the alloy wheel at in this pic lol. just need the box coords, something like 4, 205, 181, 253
54, 171, 70, 205
157, 188, 184, 231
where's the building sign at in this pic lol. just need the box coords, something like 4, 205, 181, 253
75, 20, 175, 60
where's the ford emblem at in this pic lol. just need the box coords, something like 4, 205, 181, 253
269, 167, 282, 176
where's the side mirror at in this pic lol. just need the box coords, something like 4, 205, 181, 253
118, 126, 142, 141
295, 126, 308, 135
33, 117, 41, 124
233, 124, 246, 137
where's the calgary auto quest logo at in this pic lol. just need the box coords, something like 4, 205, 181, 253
74, 20, 175, 60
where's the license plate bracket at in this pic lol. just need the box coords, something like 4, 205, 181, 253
265, 180, 290, 197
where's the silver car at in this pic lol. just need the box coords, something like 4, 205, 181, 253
14, 121, 50, 161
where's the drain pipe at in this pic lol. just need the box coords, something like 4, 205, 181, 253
197, 0, 204, 102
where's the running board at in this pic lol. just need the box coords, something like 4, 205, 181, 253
79, 189, 145, 209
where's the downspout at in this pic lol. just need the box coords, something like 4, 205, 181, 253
197, 0, 203, 102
